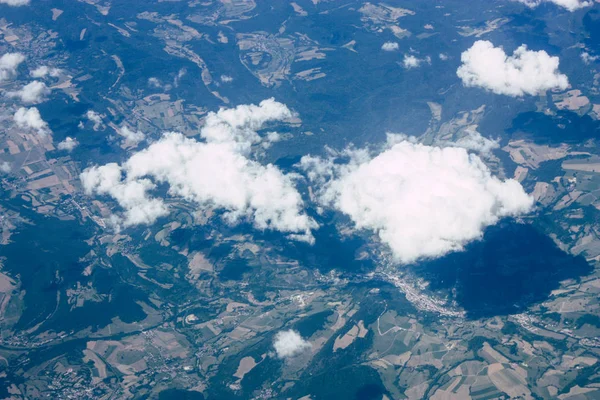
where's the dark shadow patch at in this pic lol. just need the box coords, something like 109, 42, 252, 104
64, 39, 88, 51
508, 111, 600, 145
273, 154, 302, 171
355, 384, 387, 400
293, 310, 334, 338
166, 226, 253, 282
2, 212, 92, 331
411, 222, 592, 319
158, 389, 205, 400
529, 159, 566, 186
219, 257, 252, 281
504, 12, 558, 53
169, 212, 374, 276
270, 214, 375, 274
584, 9, 600, 53
287, 365, 391, 400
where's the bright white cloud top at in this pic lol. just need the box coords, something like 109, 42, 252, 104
448, 129, 499, 155
381, 42, 399, 51
7, 81, 50, 104
30, 66, 61, 78
57, 137, 78, 152
273, 330, 311, 358
515, 0, 592, 11
80, 163, 169, 227
117, 126, 145, 147
0, 0, 29, 6
14, 107, 50, 136
457, 40, 569, 97
81, 99, 316, 241
0, 53, 25, 81
300, 138, 533, 264
403, 54, 422, 69
86, 110, 105, 131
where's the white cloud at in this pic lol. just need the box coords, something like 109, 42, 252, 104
0, 53, 25, 81
122, 133, 315, 238
199, 99, 292, 151
81, 99, 316, 241
457, 40, 569, 97
148, 77, 162, 88
117, 126, 145, 147
30, 66, 61, 78
57, 137, 78, 152
86, 110, 104, 131
300, 139, 533, 264
264, 131, 281, 145
14, 107, 50, 136
0, 0, 29, 6
148, 78, 172, 91
381, 42, 399, 51
0, 162, 11, 173
7, 81, 50, 104
514, 0, 592, 11
581, 52, 599, 65
403, 54, 429, 69
273, 330, 311, 358
439, 53, 449, 61
174, 68, 187, 87
220, 75, 233, 83
446, 129, 499, 155
80, 163, 169, 227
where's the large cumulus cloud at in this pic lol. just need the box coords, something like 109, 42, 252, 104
457, 40, 569, 97
81, 99, 316, 242
273, 330, 311, 358
300, 137, 533, 264
7, 81, 50, 104
0, 53, 25, 81
0, 0, 30, 6
515, 0, 592, 11
80, 163, 169, 226
14, 107, 50, 136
